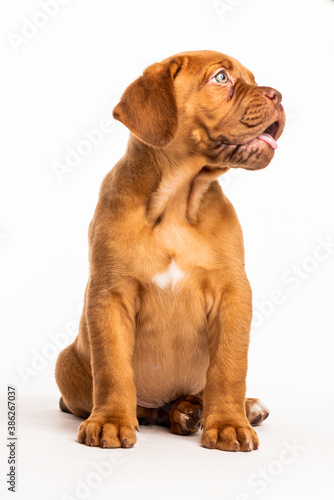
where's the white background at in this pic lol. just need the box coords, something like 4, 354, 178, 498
1, 0, 334, 499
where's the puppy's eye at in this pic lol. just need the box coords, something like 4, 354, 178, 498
214, 71, 228, 84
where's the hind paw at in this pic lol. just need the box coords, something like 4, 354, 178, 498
245, 398, 270, 426
169, 395, 203, 435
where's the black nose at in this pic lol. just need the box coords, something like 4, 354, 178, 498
264, 87, 282, 108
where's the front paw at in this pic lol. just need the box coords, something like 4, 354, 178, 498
78, 414, 138, 449
201, 417, 259, 452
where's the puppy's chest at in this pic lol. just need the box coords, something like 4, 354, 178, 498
148, 221, 215, 289
152, 259, 184, 289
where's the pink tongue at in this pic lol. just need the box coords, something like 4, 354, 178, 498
257, 133, 278, 150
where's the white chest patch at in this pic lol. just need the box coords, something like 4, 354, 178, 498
152, 259, 185, 289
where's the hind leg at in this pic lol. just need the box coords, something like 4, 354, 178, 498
55, 340, 93, 419
137, 393, 269, 436
137, 395, 204, 435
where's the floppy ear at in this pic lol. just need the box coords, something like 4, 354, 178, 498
112, 57, 182, 147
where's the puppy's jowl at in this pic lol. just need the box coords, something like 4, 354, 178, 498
55, 50, 285, 452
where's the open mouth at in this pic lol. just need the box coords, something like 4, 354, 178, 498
256, 121, 279, 150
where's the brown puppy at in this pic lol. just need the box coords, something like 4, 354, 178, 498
55, 50, 285, 452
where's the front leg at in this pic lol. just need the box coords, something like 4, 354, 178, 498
78, 282, 139, 448
202, 278, 259, 452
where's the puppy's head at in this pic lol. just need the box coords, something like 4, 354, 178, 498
113, 50, 285, 171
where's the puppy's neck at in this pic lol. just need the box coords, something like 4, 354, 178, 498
126, 135, 228, 226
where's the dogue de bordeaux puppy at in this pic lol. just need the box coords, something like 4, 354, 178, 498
55, 50, 285, 452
